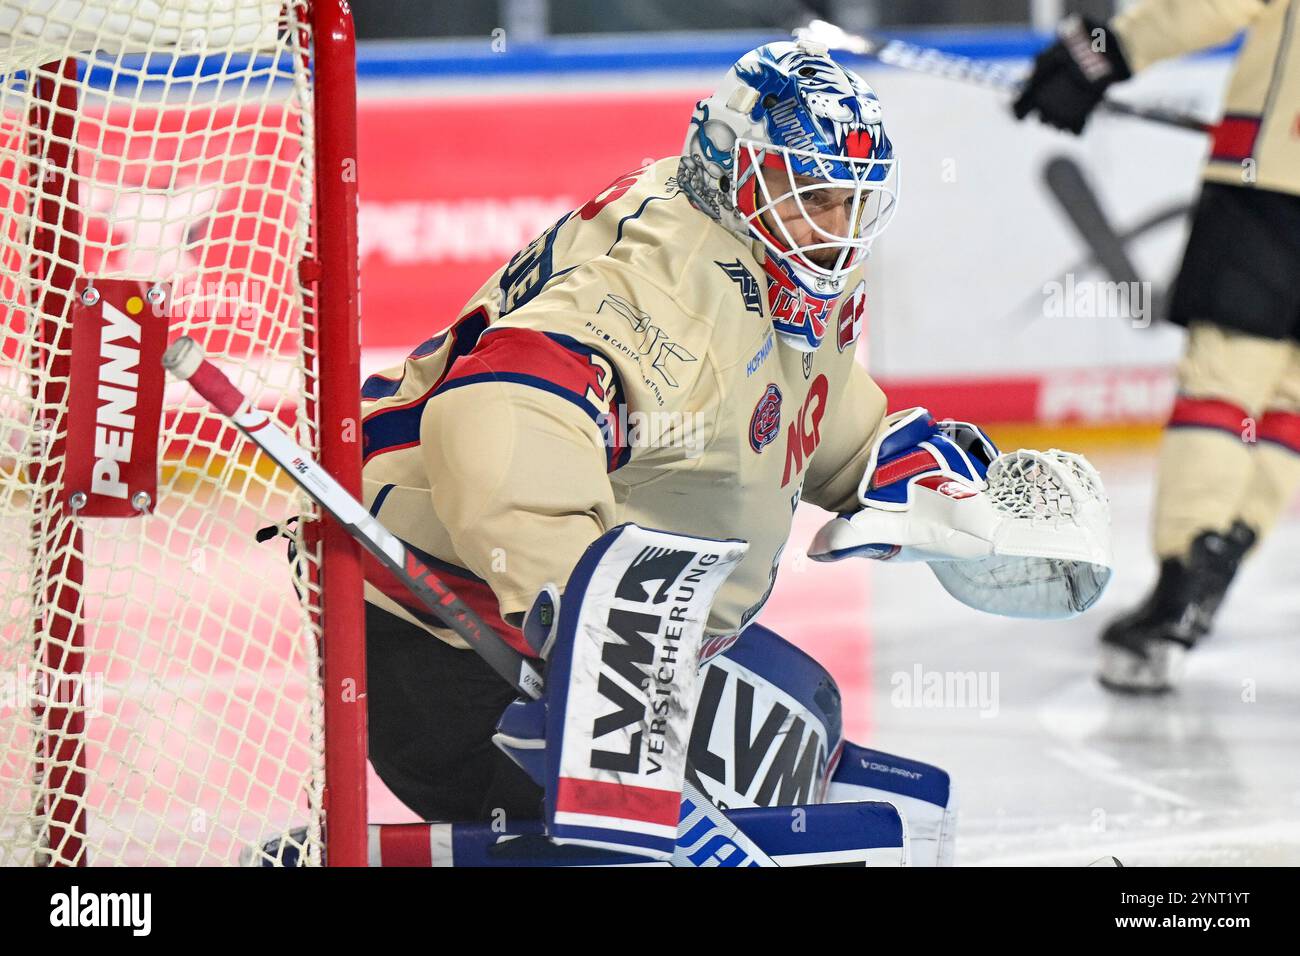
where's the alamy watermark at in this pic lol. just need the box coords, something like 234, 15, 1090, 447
0, 666, 105, 717
1043, 275, 1153, 328
597, 407, 710, 459
50, 886, 151, 936
890, 664, 1000, 718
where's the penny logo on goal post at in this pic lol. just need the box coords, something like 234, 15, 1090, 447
63, 279, 169, 517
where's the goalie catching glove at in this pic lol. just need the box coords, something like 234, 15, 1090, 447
809, 408, 1113, 619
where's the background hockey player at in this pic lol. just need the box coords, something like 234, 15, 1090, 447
1013, 0, 1300, 693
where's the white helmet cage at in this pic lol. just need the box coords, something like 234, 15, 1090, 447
679, 39, 900, 295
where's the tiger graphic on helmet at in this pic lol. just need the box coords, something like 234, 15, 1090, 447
680, 39, 899, 352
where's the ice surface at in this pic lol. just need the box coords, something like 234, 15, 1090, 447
367, 445, 1300, 866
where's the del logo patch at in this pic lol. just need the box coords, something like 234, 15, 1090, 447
837, 280, 867, 352
750, 383, 782, 453
717, 259, 763, 314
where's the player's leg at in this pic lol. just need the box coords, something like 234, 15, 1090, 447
1100, 182, 1300, 693
365, 602, 543, 822
1152, 324, 1284, 552
1234, 340, 1300, 542
1100, 323, 1285, 692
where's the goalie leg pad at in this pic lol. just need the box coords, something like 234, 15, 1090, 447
541, 523, 747, 860
690, 623, 844, 809
827, 742, 958, 866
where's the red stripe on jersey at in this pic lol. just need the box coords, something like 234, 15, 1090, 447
1167, 395, 1248, 434
1210, 114, 1262, 163
360, 309, 490, 465
440, 327, 611, 410
378, 823, 434, 867
555, 777, 682, 828
871, 448, 937, 488
1259, 409, 1300, 454
363, 551, 530, 656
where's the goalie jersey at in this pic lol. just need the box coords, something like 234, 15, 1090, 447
360, 159, 886, 653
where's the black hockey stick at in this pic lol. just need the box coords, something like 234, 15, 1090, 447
1043, 156, 1163, 323
1045, 157, 1143, 287
162, 336, 777, 866
793, 18, 1215, 135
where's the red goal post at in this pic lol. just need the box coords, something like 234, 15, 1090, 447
0, 1, 366, 866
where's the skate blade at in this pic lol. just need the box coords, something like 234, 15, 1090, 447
1097, 642, 1185, 694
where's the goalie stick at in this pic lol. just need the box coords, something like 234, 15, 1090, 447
162, 336, 777, 867
793, 18, 1215, 135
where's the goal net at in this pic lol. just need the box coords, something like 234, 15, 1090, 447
0, 1, 365, 866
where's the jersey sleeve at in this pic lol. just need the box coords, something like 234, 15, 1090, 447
801, 358, 888, 515
420, 267, 712, 626
1111, 0, 1272, 72
421, 337, 618, 626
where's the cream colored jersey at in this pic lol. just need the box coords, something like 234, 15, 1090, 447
360, 159, 885, 653
1112, 0, 1300, 195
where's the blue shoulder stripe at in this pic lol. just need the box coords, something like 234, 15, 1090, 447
361, 373, 404, 400
434, 371, 602, 426
361, 309, 489, 463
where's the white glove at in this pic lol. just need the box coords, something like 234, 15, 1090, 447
808, 409, 1113, 619
809, 407, 998, 563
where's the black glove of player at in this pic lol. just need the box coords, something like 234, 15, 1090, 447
1013, 15, 1132, 134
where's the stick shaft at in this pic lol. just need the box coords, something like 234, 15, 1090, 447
796, 21, 1214, 134
165, 337, 544, 698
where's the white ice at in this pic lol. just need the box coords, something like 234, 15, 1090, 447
364, 446, 1300, 866
779, 445, 1300, 866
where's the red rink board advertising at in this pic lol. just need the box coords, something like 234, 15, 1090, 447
352, 90, 1178, 427
354, 91, 699, 349
0, 87, 1178, 432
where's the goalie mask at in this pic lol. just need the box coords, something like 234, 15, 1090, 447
679, 39, 899, 351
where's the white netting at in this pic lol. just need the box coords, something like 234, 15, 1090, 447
0, 1, 329, 865
929, 449, 1113, 619
984, 449, 1108, 526
0, 1, 283, 62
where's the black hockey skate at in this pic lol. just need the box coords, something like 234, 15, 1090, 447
1098, 521, 1255, 694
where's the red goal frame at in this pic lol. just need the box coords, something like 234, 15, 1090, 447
23, 1, 368, 867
